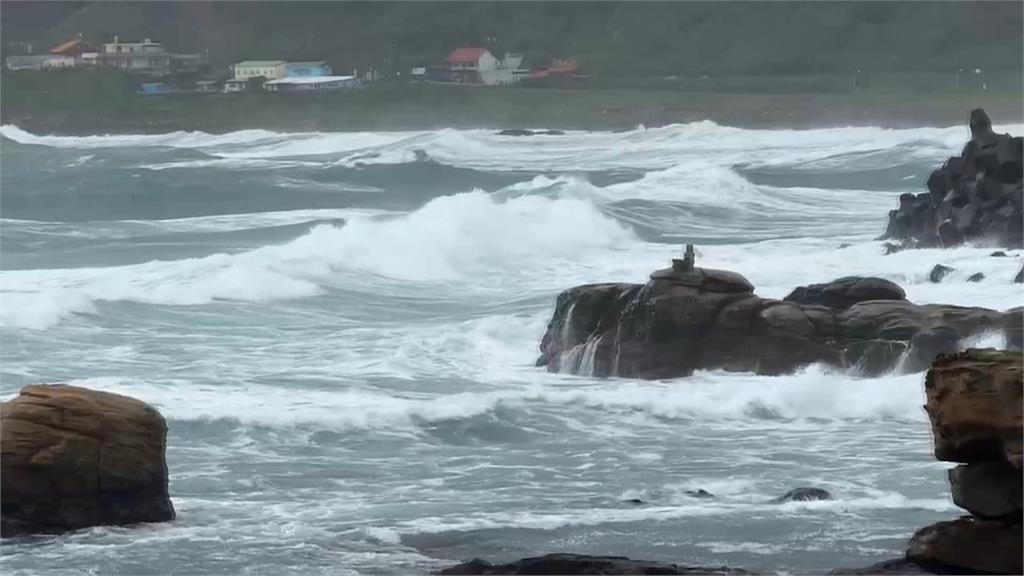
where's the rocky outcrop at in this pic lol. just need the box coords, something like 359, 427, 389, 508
436, 554, 749, 575
1, 384, 174, 537
928, 265, 954, 283
537, 263, 1015, 379
903, 349, 1023, 574
783, 277, 905, 309
923, 349, 1022, 466
771, 487, 832, 503
881, 109, 1023, 250
496, 129, 566, 136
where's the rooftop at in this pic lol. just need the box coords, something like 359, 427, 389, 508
445, 47, 490, 63
287, 61, 327, 67
264, 75, 355, 85
234, 60, 287, 67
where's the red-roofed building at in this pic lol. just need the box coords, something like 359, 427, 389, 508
51, 37, 99, 57
526, 59, 588, 88
443, 47, 499, 84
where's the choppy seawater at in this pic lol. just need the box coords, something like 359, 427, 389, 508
2, 122, 1022, 575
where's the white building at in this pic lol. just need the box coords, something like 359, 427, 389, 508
263, 75, 359, 92
5, 54, 75, 71
231, 61, 287, 81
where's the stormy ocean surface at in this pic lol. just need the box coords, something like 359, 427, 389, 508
1, 122, 1022, 575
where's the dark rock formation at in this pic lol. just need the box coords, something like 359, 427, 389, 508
929, 264, 954, 283
537, 266, 1015, 379
966, 272, 985, 283
436, 554, 749, 575
902, 349, 1023, 574
685, 489, 714, 499
1015, 264, 1023, 283
496, 129, 565, 137
829, 558, 948, 575
906, 519, 1022, 575
948, 461, 1022, 521
881, 109, 1023, 250
990, 251, 1008, 257
771, 487, 832, 503
1, 384, 175, 537
783, 277, 905, 309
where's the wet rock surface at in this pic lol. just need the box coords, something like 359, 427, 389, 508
899, 349, 1023, 574
928, 264, 954, 283
771, 487, 832, 503
1, 384, 175, 537
881, 108, 1023, 250
537, 268, 1014, 379
436, 554, 750, 575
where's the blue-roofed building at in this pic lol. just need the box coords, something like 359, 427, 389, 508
286, 61, 332, 77
138, 82, 173, 95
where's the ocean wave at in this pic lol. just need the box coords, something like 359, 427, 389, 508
7, 122, 1022, 173
0, 191, 639, 329
47, 363, 929, 435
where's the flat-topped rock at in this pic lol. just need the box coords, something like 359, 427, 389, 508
923, 349, 1022, 466
1, 384, 174, 537
538, 267, 1015, 379
650, 265, 754, 294
784, 276, 906, 309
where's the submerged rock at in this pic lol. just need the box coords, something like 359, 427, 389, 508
685, 489, 715, 499
1, 384, 175, 537
537, 267, 1013, 379
771, 487, 832, 503
496, 129, 565, 137
990, 251, 1008, 257
1015, 264, 1023, 283
929, 264, 954, 283
436, 553, 750, 575
966, 272, 985, 282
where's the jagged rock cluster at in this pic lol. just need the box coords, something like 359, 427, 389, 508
1, 384, 175, 537
881, 108, 1023, 250
536, 261, 1020, 379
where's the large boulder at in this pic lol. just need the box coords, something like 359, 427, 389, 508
537, 269, 1013, 379
436, 554, 749, 575
948, 461, 1022, 521
1, 384, 174, 537
784, 277, 905, 309
922, 349, 1023, 466
881, 109, 1023, 250
905, 519, 1022, 575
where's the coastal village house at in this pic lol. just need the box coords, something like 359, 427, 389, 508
442, 48, 528, 85
5, 35, 94, 70
264, 75, 358, 92
285, 61, 332, 77
232, 61, 287, 80
5, 54, 75, 71
443, 47, 499, 84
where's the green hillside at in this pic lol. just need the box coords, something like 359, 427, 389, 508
3, 1, 1022, 77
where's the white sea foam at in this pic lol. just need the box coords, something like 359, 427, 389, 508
0, 191, 640, 329
7, 122, 1022, 173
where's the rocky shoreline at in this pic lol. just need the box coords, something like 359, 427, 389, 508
2, 108, 1020, 575
535, 267, 1019, 380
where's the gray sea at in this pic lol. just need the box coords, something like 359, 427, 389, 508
1, 122, 1021, 575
